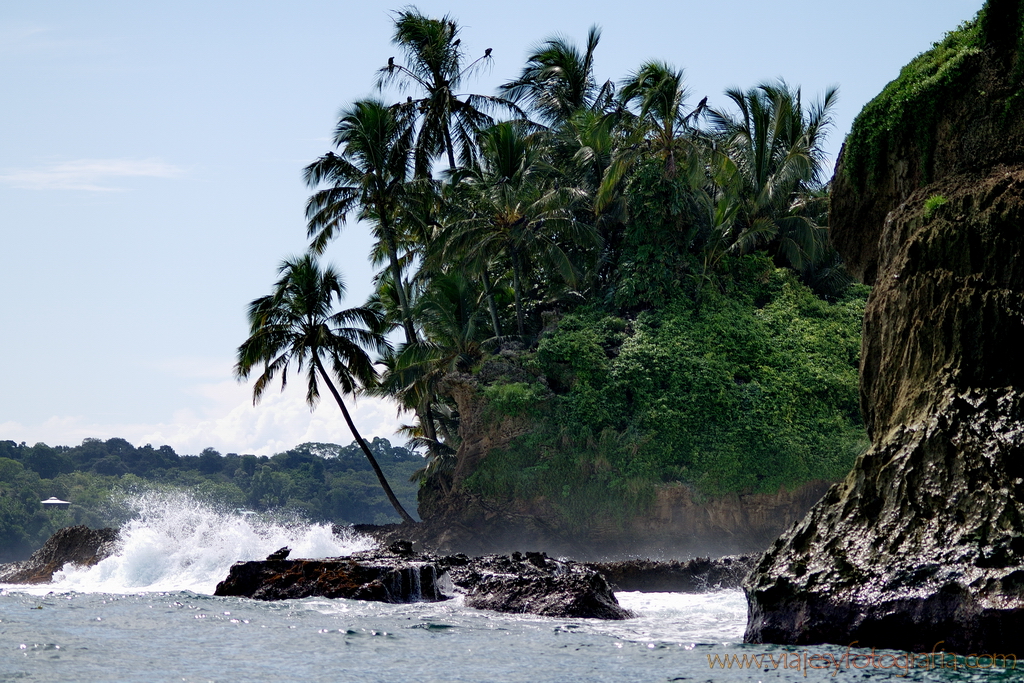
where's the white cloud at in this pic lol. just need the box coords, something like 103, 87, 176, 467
0, 158, 184, 191
0, 381, 407, 456
140, 388, 407, 456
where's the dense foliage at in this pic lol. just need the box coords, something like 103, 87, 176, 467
0, 438, 422, 561
465, 260, 868, 530
225, 7, 872, 531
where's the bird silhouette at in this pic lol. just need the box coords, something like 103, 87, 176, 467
484, 48, 492, 57
388, 56, 395, 73
266, 547, 290, 561
453, 38, 461, 48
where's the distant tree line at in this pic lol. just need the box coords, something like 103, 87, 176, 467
0, 437, 422, 562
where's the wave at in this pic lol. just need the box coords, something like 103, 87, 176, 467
51, 490, 374, 595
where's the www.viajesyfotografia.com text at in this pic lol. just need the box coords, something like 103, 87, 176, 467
707, 642, 1016, 677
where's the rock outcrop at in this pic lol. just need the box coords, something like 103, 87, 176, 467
444, 551, 632, 619
745, 0, 1024, 652
215, 545, 634, 620
214, 556, 448, 603
0, 525, 118, 584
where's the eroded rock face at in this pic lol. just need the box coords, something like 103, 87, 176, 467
745, 1, 1024, 652
447, 552, 632, 620
0, 525, 118, 584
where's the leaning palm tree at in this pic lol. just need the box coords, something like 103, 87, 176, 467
235, 254, 416, 524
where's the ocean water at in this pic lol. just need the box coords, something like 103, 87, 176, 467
1, 494, 1017, 682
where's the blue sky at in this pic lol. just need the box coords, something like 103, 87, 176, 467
1, 0, 983, 455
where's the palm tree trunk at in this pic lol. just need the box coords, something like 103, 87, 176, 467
315, 358, 416, 524
443, 125, 457, 171
377, 212, 417, 345
510, 249, 526, 339
421, 399, 439, 445
481, 268, 502, 338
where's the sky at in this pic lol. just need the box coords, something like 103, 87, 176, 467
1, 0, 984, 456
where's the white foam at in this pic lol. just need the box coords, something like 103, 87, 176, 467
49, 490, 374, 595
594, 590, 748, 644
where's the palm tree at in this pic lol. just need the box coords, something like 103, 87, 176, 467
707, 80, 838, 270
235, 254, 416, 524
377, 8, 512, 175
304, 98, 419, 345
597, 60, 703, 211
445, 121, 597, 338
499, 25, 613, 128
369, 269, 485, 482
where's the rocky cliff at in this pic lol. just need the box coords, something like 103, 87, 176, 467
745, 0, 1024, 652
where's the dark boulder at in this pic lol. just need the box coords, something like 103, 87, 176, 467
466, 571, 629, 620
214, 555, 447, 603
0, 525, 119, 584
442, 551, 633, 620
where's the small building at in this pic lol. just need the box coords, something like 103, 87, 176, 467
41, 497, 71, 509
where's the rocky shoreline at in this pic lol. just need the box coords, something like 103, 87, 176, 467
1, 525, 754, 621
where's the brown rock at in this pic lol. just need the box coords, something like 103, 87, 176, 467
213, 556, 447, 603
0, 526, 119, 584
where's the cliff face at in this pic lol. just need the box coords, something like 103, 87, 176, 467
745, 1, 1024, 652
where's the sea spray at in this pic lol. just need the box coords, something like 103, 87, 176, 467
51, 490, 374, 594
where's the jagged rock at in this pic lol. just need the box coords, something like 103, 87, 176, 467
745, 1, 1024, 652
466, 571, 630, 620
589, 555, 756, 592
265, 546, 290, 561
214, 555, 447, 603
0, 526, 119, 584
214, 547, 633, 619
440, 551, 633, 619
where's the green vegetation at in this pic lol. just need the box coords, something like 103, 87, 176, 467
924, 194, 949, 219
0, 438, 422, 561
464, 260, 868, 530
224, 6, 871, 534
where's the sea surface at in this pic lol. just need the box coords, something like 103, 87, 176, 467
1, 493, 1018, 682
